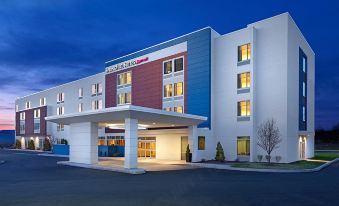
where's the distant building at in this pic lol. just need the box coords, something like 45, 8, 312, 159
15, 13, 314, 169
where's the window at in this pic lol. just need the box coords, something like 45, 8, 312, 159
79, 88, 83, 98
163, 107, 172, 112
174, 106, 183, 113
237, 72, 250, 89
302, 82, 306, 97
57, 93, 64, 103
117, 71, 132, 86
20, 112, 25, 120
302, 57, 306, 72
40, 97, 46, 106
91, 83, 102, 96
237, 136, 250, 156
302, 106, 306, 122
57, 123, 64, 131
34, 109, 40, 118
174, 58, 183, 72
238, 43, 251, 62
78, 103, 83, 112
174, 82, 183, 96
198, 136, 205, 150
92, 100, 103, 110
57, 107, 64, 115
15, 105, 18, 112
164, 84, 173, 98
98, 136, 105, 145
238, 100, 250, 116
20, 122, 25, 134
25, 101, 31, 109
117, 93, 131, 105
163, 61, 172, 74
107, 136, 125, 146
34, 120, 40, 133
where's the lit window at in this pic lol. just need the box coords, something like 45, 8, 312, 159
78, 103, 83, 112
163, 61, 172, 74
117, 93, 131, 105
302, 82, 306, 97
57, 107, 64, 115
174, 106, 183, 113
302, 106, 306, 122
40, 97, 46, 106
174, 58, 183, 72
164, 84, 173, 98
92, 100, 103, 110
163, 107, 172, 112
57, 93, 64, 103
238, 43, 251, 62
302, 57, 306, 72
117, 71, 132, 86
25, 101, 31, 109
238, 100, 250, 116
91, 83, 102, 96
198, 136, 205, 150
15, 105, 19, 112
34, 109, 40, 118
237, 136, 250, 156
237, 72, 250, 89
174, 82, 183, 96
79, 88, 83, 98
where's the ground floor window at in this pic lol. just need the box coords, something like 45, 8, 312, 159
198, 136, 205, 150
107, 136, 125, 146
98, 136, 105, 145
237, 136, 250, 156
138, 137, 156, 158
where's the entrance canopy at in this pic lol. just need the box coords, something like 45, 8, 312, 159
45, 105, 207, 128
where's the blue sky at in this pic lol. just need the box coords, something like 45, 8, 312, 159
0, 0, 338, 130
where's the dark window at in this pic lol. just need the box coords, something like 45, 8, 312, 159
164, 61, 172, 74
174, 58, 183, 72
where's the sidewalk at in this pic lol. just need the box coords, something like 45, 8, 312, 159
190, 158, 339, 173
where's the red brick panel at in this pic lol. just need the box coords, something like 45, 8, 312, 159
105, 51, 187, 110
15, 112, 20, 135
15, 106, 47, 137
25, 109, 34, 136
39, 106, 47, 136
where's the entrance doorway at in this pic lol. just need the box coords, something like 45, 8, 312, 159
138, 137, 156, 158
181, 136, 188, 160
299, 136, 306, 159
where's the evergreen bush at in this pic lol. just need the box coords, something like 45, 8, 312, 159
15, 139, 21, 149
215, 142, 225, 161
43, 138, 51, 151
28, 140, 35, 150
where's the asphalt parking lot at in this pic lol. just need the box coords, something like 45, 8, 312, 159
0, 149, 338, 206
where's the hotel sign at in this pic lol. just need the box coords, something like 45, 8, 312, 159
105, 57, 149, 74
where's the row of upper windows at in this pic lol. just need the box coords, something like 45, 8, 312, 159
56, 99, 103, 115
19, 109, 41, 120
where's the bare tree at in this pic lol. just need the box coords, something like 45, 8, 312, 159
257, 119, 282, 163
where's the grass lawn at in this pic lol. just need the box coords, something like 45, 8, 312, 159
231, 160, 324, 170
312, 152, 339, 161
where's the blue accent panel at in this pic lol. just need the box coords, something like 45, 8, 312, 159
0, 130, 15, 146
105, 28, 212, 128
299, 48, 307, 131
52, 144, 70, 155
98, 145, 124, 157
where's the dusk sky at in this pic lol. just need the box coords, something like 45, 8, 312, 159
0, 0, 338, 130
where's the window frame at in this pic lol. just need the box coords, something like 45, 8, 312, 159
237, 72, 250, 89
237, 100, 251, 117
237, 136, 250, 156
174, 82, 184, 97
163, 56, 185, 76
198, 136, 205, 150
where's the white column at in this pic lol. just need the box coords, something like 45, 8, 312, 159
124, 118, 138, 169
188, 125, 198, 162
69, 122, 98, 164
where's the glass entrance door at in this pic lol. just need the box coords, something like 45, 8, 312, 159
138, 137, 156, 158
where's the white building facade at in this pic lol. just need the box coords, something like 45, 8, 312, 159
15, 13, 315, 169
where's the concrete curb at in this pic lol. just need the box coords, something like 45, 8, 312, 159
190, 158, 339, 173
38, 153, 68, 158
57, 161, 146, 175
5, 149, 45, 153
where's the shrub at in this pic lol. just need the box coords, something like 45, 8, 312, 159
28, 140, 35, 150
275, 156, 282, 163
257, 155, 263, 162
265, 155, 271, 163
15, 139, 22, 149
215, 142, 225, 161
43, 138, 51, 151
60, 138, 68, 145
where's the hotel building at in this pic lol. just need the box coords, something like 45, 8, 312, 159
15, 13, 315, 170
